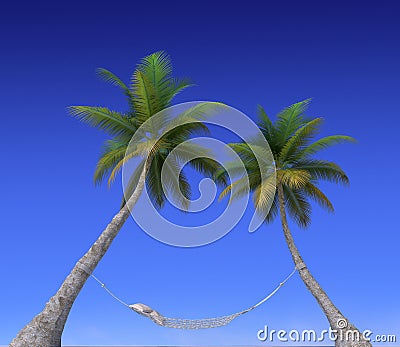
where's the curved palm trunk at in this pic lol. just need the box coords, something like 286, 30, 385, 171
277, 185, 371, 347
9, 164, 148, 347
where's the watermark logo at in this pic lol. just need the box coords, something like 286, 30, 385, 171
257, 319, 396, 343
121, 101, 275, 247
336, 318, 348, 329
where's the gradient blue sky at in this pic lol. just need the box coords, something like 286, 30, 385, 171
1, 1, 399, 346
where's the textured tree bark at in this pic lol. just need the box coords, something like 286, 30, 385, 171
9, 163, 148, 347
277, 184, 371, 347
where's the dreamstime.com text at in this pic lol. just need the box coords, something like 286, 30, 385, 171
257, 319, 397, 343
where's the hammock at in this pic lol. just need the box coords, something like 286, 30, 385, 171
78, 261, 302, 329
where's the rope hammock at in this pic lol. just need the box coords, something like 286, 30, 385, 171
77, 262, 302, 329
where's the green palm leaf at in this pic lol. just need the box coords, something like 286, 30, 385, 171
163, 102, 225, 136
295, 159, 349, 185
94, 139, 127, 185
68, 106, 137, 137
96, 68, 130, 96
167, 77, 193, 102
187, 157, 229, 186
303, 183, 334, 212
278, 169, 311, 189
253, 174, 276, 211
131, 70, 158, 124
284, 186, 311, 228
137, 51, 193, 109
160, 154, 191, 211
257, 105, 275, 140
298, 135, 356, 158
146, 154, 166, 209
263, 195, 279, 224
274, 99, 312, 147
278, 118, 323, 164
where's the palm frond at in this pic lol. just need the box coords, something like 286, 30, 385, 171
278, 118, 323, 164
177, 170, 191, 211
263, 194, 279, 224
160, 154, 191, 211
107, 155, 132, 187
167, 77, 194, 102
218, 180, 236, 202
94, 139, 127, 185
294, 159, 349, 185
274, 99, 312, 147
247, 140, 275, 167
145, 154, 169, 209
163, 102, 226, 135
229, 141, 274, 173
253, 174, 276, 211
137, 51, 172, 85
188, 157, 229, 186
283, 186, 311, 228
96, 68, 130, 95
135, 51, 194, 113
218, 175, 250, 202
68, 106, 137, 137
228, 143, 259, 168
131, 70, 158, 123
164, 122, 210, 147
137, 51, 172, 111
224, 142, 270, 195
303, 183, 334, 212
107, 137, 168, 187
278, 169, 311, 189
216, 160, 248, 182
169, 142, 212, 163
298, 135, 356, 158
257, 105, 275, 141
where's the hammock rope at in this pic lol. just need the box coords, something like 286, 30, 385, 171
78, 261, 301, 329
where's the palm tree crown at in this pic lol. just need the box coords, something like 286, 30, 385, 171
222, 99, 355, 227
69, 51, 224, 209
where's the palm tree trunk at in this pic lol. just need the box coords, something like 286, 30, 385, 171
9, 163, 148, 347
276, 184, 371, 347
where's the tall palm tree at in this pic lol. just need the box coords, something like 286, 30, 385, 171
219, 99, 371, 347
10, 51, 225, 347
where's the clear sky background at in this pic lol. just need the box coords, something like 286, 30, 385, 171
1, 1, 399, 346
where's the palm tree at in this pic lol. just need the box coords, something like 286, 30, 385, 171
219, 99, 371, 347
10, 51, 225, 347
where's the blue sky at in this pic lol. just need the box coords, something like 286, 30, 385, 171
1, 1, 399, 345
